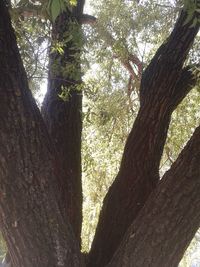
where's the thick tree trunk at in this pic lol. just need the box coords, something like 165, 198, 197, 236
88, 10, 200, 267
108, 124, 200, 267
42, 8, 83, 245
0, 2, 82, 266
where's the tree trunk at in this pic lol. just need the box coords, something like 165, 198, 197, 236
107, 124, 200, 267
0, 2, 82, 266
88, 10, 200, 267
42, 3, 85, 245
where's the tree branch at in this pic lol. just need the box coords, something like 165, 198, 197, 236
88, 7, 200, 267
140, 9, 200, 102
0, 2, 82, 266
73, 0, 85, 18
108, 125, 200, 267
79, 14, 97, 25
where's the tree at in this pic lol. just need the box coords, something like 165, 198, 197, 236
107, 124, 200, 267
41, 1, 84, 246
0, 0, 200, 266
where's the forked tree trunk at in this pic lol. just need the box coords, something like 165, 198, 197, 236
88, 9, 200, 267
107, 125, 200, 267
0, 2, 82, 266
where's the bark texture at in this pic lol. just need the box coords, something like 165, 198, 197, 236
42, 7, 83, 245
88, 10, 200, 267
107, 125, 200, 267
0, 2, 82, 266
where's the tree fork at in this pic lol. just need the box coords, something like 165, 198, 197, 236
108, 124, 200, 267
88, 8, 200, 267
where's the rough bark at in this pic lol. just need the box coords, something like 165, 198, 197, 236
0, 2, 82, 266
107, 124, 200, 267
42, 7, 83, 245
88, 9, 200, 267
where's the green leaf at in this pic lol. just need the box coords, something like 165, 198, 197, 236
52, 0, 61, 22
69, 0, 77, 6
48, 0, 66, 22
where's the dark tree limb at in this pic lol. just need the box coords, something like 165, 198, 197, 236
107, 124, 200, 267
140, 10, 200, 102
0, 2, 82, 266
73, 0, 85, 18
87, 8, 200, 267
42, 10, 83, 245
80, 14, 97, 25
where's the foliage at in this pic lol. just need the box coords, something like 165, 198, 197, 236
179, 230, 200, 266
161, 87, 200, 174
0, 234, 6, 261
10, 3, 50, 95
47, 0, 78, 22
50, 19, 84, 85
184, 0, 200, 26
81, 69, 138, 249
